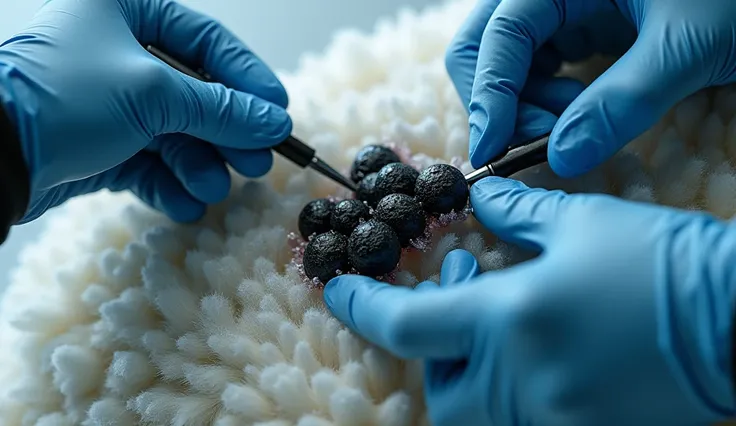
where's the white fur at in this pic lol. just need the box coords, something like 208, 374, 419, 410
1, 0, 736, 424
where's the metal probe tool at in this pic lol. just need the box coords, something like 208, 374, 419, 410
145, 45, 358, 193
464, 133, 550, 185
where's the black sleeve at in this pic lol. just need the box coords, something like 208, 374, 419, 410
0, 103, 30, 245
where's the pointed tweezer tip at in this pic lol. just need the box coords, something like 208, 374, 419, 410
309, 157, 358, 192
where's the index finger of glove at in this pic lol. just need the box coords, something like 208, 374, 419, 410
323, 275, 477, 359
445, 0, 500, 109
139, 64, 291, 149
130, 0, 288, 108
468, 0, 571, 167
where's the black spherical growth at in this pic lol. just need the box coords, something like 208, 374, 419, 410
348, 220, 401, 277
303, 231, 350, 283
298, 198, 335, 240
330, 199, 371, 235
374, 162, 420, 199
374, 194, 426, 247
350, 145, 402, 183
415, 164, 469, 214
356, 172, 381, 208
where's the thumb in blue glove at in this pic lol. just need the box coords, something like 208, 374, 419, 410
323, 176, 736, 426
0, 0, 292, 223
445, 0, 736, 176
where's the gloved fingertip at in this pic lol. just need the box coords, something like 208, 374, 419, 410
469, 148, 492, 169
236, 56, 290, 108
253, 79, 289, 110
443, 248, 474, 264
324, 275, 342, 293
241, 151, 273, 178
469, 149, 487, 170
468, 110, 486, 163
322, 274, 374, 324
185, 169, 231, 204
218, 148, 273, 178
413, 281, 439, 291
547, 120, 599, 178
169, 201, 207, 223
468, 107, 513, 169
323, 274, 357, 304
265, 106, 293, 141
440, 249, 480, 287
322, 278, 340, 310
271, 84, 289, 109
469, 177, 532, 219
547, 150, 587, 178
470, 176, 527, 198
512, 105, 558, 144
469, 140, 507, 169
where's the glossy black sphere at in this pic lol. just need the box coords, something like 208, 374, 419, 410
348, 220, 401, 277
303, 231, 350, 283
374, 162, 420, 199
356, 172, 381, 208
331, 199, 371, 235
415, 164, 469, 214
374, 194, 426, 247
350, 145, 402, 183
298, 198, 335, 240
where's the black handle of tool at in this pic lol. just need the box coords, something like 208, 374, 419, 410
275, 135, 315, 167
491, 133, 549, 177
145, 45, 315, 168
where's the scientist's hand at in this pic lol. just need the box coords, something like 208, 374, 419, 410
0, 0, 291, 223
445, 0, 736, 176
323, 177, 736, 426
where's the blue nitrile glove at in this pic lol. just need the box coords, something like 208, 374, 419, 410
445, 0, 736, 175
323, 176, 736, 426
0, 0, 291, 223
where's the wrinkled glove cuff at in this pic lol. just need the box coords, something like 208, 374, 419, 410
0, 101, 30, 244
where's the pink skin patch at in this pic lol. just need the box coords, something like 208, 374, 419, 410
289, 143, 472, 289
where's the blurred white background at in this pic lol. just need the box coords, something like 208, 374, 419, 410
0, 0, 441, 294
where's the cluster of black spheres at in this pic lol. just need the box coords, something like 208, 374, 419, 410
299, 145, 469, 283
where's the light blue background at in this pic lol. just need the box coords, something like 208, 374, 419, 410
0, 0, 440, 294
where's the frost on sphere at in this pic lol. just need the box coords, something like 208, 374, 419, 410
303, 231, 351, 282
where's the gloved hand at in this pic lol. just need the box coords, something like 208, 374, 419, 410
0, 0, 291, 223
445, 0, 736, 176
323, 176, 736, 426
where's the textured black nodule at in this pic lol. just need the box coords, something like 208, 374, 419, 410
303, 231, 350, 283
374, 193, 426, 247
298, 198, 335, 240
415, 164, 469, 214
348, 219, 401, 277
374, 162, 420, 200
350, 145, 402, 183
356, 172, 381, 208
331, 199, 371, 235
